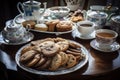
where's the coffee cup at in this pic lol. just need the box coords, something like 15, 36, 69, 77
77, 21, 95, 37
95, 29, 118, 50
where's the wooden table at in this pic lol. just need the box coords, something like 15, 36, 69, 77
0, 30, 120, 80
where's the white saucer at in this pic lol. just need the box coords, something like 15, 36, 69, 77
90, 39, 120, 52
74, 29, 95, 40
0, 32, 34, 45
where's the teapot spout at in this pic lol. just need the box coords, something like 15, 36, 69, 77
42, 2, 47, 14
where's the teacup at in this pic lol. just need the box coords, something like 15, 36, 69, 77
17, 1, 46, 21
77, 21, 95, 37
95, 29, 118, 50
86, 11, 108, 29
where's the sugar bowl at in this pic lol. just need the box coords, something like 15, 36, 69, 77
1, 23, 27, 43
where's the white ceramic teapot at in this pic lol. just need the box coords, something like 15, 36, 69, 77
17, 0, 47, 21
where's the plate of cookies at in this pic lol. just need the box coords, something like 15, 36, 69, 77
21, 20, 76, 35
15, 37, 88, 75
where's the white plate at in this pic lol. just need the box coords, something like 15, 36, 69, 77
0, 32, 34, 45
73, 29, 95, 40
15, 40, 88, 75
90, 39, 120, 52
13, 14, 76, 35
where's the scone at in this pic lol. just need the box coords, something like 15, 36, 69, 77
22, 20, 36, 29
35, 23, 48, 31
56, 21, 72, 32
45, 19, 60, 32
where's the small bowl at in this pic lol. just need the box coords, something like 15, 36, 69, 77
49, 6, 70, 18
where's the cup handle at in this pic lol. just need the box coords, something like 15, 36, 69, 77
17, 2, 24, 15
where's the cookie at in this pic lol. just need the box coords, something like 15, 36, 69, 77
69, 48, 82, 53
20, 50, 37, 63
66, 50, 81, 56
31, 38, 54, 46
34, 55, 47, 67
39, 41, 55, 50
56, 40, 69, 51
42, 43, 60, 57
32, 46, 41, 53
26, 54, 41, 67
59, 52, 68, 66
37, 58, 52, 70
65, 54, 77, 68
49, 54, 62, 71
69, 41, 81, 49
21, 46, 34, 55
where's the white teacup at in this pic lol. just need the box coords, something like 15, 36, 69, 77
95, 29, 118, 50
77, 21, 95, 37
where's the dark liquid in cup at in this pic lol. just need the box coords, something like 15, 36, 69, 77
97, 32, 114, 38
80, 24, 92, 27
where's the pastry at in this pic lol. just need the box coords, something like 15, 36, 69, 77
22, 20, 36, 29
56, 21, 72, 32
45, 19, 60, 32
34, 23, 48, 31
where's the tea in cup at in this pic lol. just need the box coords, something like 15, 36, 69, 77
95, 29, 118, 50
77, 21, 95, 37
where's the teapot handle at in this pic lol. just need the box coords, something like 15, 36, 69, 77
107, 13, 116, 21
17, 2, 24, 16
81, 10, 89, 20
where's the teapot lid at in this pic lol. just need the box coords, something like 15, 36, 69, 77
112, 15, 120, 23
24, 1, 41, 6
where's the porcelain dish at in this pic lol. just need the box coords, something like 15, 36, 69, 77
15, 40, 88, 75
0, 32, 34, 45
90, 39, 120, 52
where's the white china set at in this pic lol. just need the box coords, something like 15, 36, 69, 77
0, 0, 120, 52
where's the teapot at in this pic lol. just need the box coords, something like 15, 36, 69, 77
17, 0, 47, 21
1, 22, 27, 43
109, 15, 120, 37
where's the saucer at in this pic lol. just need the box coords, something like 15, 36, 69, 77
0, 32, 34, 45
74, 29, 95, 40
90, 39, 120, 52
